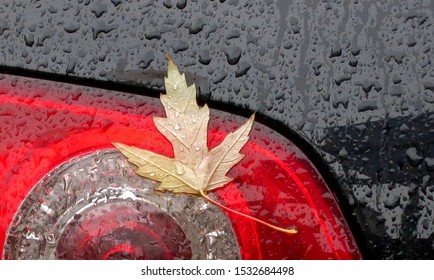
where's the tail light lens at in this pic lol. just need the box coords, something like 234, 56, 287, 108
0, 74, 361, 259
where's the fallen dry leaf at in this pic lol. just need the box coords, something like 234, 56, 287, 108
114, 56, 297, 234
113, 56, 254, 195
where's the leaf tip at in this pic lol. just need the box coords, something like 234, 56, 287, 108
112, 142, 129, 153
164, 54, 182, 82
165, 54, 176, 72
164, 53, 173, 63
249, 112, 256, 120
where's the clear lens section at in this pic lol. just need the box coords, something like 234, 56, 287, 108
3, 150, 240, 260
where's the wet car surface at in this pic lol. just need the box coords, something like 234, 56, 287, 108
0, 0, 433, 259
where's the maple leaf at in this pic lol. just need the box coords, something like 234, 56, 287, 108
113, 56, 253, 195
113, 56, 297, 234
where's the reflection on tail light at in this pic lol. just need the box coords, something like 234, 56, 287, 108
3, 151, 240, 260
0, 75, 361, 259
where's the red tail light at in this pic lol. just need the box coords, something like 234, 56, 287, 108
0, 75, 361, 259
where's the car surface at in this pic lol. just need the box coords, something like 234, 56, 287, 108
0, 0, 433, 259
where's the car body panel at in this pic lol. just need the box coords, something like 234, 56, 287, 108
0, 0, 433, 258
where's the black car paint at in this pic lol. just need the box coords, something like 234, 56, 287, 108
0, 0, 433, 259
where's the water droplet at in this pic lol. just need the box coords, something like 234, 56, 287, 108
195, 146, 200, 151
224, 46, 242, 65
92, 21, 118, 40
199, 49, 211, 65
176, 0, 187, 9
45, 233, 56, 244
176, 164, 184, 175
235, 61, 251, 77
192, 118, 197, 124
64, 21, 80, 33
170, 40, 189, 53
174, 123, 180, 130
406, 147, 423, 166
175, 111, 180, 117
190, 18, 204, 34
90, 1, 108, 18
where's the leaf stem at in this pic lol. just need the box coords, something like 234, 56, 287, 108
199, 189, 298, 235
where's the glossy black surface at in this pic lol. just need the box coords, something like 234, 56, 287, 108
0, 0, 433, 259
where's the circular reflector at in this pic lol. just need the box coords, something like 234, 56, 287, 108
3, 150, 240, 260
